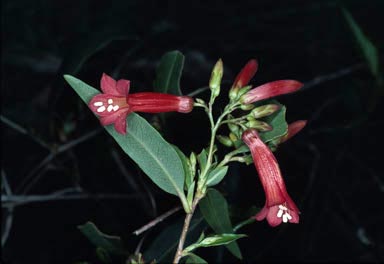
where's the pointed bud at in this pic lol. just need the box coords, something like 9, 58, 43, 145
227, 122, 239, 134
231, 59, 258, 90
209, 59, 224, 98
217, 135, 233, 147
279, 120, 307, 143
189, 152, 197, 179
251, 104, 281, 119
246, 120, 272, 131
240, 104, 255, 111
241, 80, 303, 104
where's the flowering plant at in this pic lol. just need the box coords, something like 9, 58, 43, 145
65, 51, 306, 263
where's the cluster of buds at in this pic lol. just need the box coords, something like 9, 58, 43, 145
216, 59, 303, 150
213, 59, 307, 226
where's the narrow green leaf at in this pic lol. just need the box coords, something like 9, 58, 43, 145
199, 189, 242, 259
173, 146, 193, 190
342, 8, 379, 77
64, 75, 186, 200
206, 166, 228, 187
185, 253, 208, 264
153, 50, 185, 95
197, 149, 208, 171
78, 222, 127, 255
184, 234, 246, 253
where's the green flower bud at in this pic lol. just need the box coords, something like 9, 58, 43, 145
217, 135, 233, 147
240, 104, 255, 111
237, 85, 252, 98
189, 152, 197, 178
251, 104, 281, 119
228, 122, 239, 134
209, 59, 223, 98
246, 120, 272, 131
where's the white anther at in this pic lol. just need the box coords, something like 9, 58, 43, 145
97, 106, 106, 112
107, 105, 114, 112
108, 99, 113, 104
93, 102, 103, 106
277, 209, 284, 218
113, 105, 119, 111
282, 214, 288, 223
279, 205, 288, 211
285, 213, 292, 220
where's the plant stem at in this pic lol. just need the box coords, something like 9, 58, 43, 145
173, 196, 201, 263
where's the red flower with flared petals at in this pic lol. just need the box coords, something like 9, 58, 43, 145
89, 73, 193, 134
242, 129, 300, 227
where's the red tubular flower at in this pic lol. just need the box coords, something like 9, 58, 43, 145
231, 59, 259, 90
89, 73, 193, 134
241, 80, 303, 105
279, 120, 307, 144
242, 129, 300, 227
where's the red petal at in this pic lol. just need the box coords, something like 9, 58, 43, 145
242, 80, 303, 104
232, 59, 258, 89
114, 113, 127, 134
254, 205, 268, 221
129, 93, 194, 113
116, 79, 130, 96
266, 205, 283, 227
100, 73, 120, 96
242, 129, 286, 206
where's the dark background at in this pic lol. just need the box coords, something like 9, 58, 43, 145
2, 0, 384, 263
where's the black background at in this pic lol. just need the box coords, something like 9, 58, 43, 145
2, 0, 384, 263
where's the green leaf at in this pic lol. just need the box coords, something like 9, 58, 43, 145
258, 100, 288, 143
199, 189, 242, 259
184, 234, 246, 253
143, 214, 206, 263
206, 166, 228, 187
342, 8, 379, 77
173, 145, 193, 190
64, 75, 186, 201
153, 50, 185, 95
185, 253, 208, 264
197, 149, 208, 171
78, 222, 127, 255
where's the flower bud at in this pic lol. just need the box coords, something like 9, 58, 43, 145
241, 80, 303, 105
240, 104, 255, 111
189, 152, 197, 178
217, 135, 233, 147
246, 120, 272, 131
227, 122, 239, 134
209, 59, 224, 98
251, 104, 281, 119
279, 120, 307, 143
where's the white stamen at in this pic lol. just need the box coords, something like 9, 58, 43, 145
97, 106, 106, 112
286, 213, 292, 220
113, 105, 119, 111
108, 99, 113, 104
279, 205, 288, 211
282, 214, 288, 223
107, 105, 114, 112
93, 102, 103, 106
277, 209, 284, 218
